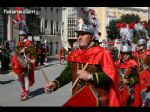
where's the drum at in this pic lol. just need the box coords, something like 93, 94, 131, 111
17, 54, 28, 68
63, 84, 99, 107
12, 54, 28, 75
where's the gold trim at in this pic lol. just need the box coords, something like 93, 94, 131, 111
82, 63, 83, 70
77, 63, 79, 70
95, 73, 99, 84
89, 85, 99, 106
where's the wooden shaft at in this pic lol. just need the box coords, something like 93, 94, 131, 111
69, 63, 89, 91
41, 67, 49, 83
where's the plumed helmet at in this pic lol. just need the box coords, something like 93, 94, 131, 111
120, 44, 132, 52
19, 30, 27, 35
137, 39, 146, 45
74, 23, 94, 35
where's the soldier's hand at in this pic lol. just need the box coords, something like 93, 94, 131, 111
44, 81, 56, 94
122, 78, 128, 84
20, 48, 25, 53
77, 70, 90, 81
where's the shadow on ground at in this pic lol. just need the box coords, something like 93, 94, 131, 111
47, 56, 59, 63
0, 79, 15, 85
0, 70, 12, 74
29, 87, 45, 99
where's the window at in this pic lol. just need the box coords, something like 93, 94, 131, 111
45, 19, 47, 28
56, 8, 58, 13
49, 42, 53, 55
56, 21, 59, 32
51, 20, 53, 35
51, 7, 53, 11
67, 7, 77, 39
55, 42, 58, 53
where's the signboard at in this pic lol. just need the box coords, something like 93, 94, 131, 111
5, 40, 16, 51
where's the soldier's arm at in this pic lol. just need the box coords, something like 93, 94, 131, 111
88, 49, 117, 87
53, 62, 72, 90
89, 68, 112, 87
125, 67, 139, 86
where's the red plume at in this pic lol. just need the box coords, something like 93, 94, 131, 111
128, 22, 135, 29
90, 9, 95, 15
143, 21, 148, 28
116, 23, 121, 29
122, 23, 127, 28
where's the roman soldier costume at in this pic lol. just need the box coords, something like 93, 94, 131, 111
115, 44, 141, 107
12, 30, 36, 101
51, 22, 120, 107
58, 46, 66, 65
133, 39, 150, 106
43, 40, 49, 64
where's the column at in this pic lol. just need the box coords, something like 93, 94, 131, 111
7, 15, 12, 40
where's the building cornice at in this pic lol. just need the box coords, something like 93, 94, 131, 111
110, 7, 148, 13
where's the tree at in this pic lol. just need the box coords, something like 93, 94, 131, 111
106, 14, 140, 42
120, 14, 140, 24
106, 19, 121, 41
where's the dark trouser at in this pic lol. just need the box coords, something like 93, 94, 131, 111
1, 56, 10, 71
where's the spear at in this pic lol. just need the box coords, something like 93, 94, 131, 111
40, 67, 53, 94
40, 67, 50, 83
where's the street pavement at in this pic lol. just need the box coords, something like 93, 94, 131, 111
1, 55, 150, 107
0, 56, 71, 106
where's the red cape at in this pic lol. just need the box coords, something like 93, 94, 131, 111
115, 59, 141, 107
67, 46, 120, 107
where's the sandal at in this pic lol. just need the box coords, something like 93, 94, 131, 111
21, 90, 29, 101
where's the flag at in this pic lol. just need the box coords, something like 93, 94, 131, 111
13, 7, 28, 33
16, 7, 23, 21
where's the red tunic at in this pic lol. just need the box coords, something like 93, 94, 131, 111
12, 40, 35, 87
67, 46, 120, 107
